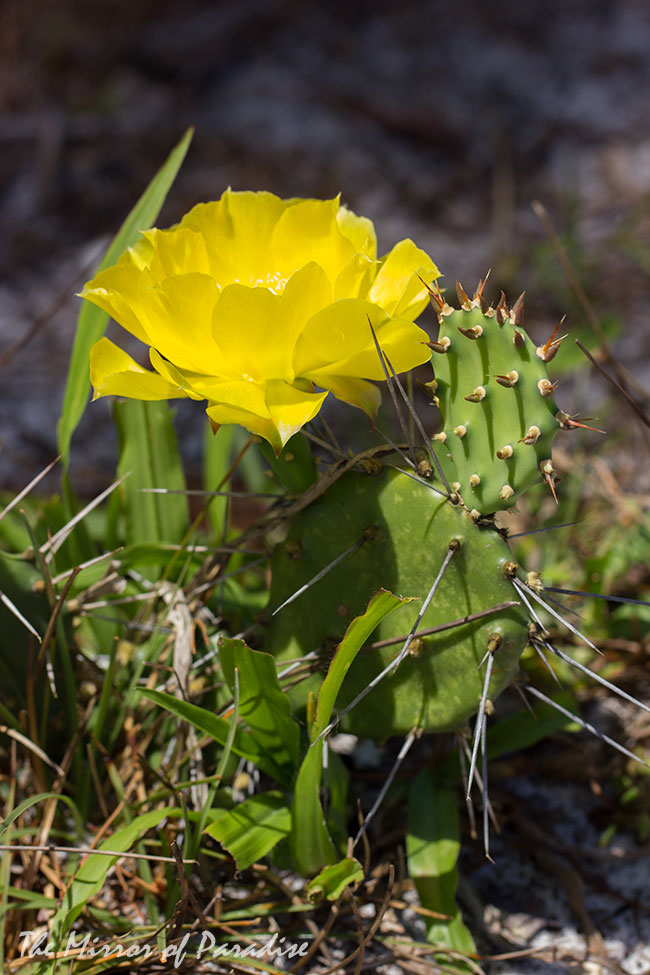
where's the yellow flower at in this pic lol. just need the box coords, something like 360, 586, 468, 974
82, 190, 440, 452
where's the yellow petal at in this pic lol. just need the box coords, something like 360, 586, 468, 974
316, 375, 381, 421
205, 379, 327, 453
206, 403, 280, 451
202, 378, 272, 417
265, 379, 328, 449
121, 234, 155, 270
132, 273, 228, 374
212, 263, 332, 384
336, 205, 377, 260
80, 264, 154, 344
271, 197, 356, 287
334, 253, 376, 301
180, 190, 289, 287
90, 338, 187, 401
294, 299, 430, 380
143, 227, 211, 283
149, 349, 204, 400
365, 239, 440, 318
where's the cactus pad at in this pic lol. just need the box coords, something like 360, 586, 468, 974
429, 287, 561, 513
266, 467, 529, 738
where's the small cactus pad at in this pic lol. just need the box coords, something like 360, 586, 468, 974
430, 288, 561, 512
266, 467, 529, 738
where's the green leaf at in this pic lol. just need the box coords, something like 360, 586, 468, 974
204, 791, 291, 870
307, 857, 364, 902
407, 770, 476, 962
292, 590, 408, 877
312, 589, 411, 739
0, 792, 82, 839
219, 639, 301, 778
47, 807, 180, 949
57, 127, 193, 467
114, 400, 190, 555
140, 689, 288, 783
291, 743, 337, 877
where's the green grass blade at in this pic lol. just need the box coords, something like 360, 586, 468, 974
48, 807, 180, 949
407, 769, 476, 963
0, 792, 81, 839
204, 791, 291, 870
57, 128, 193, 467
140, 689, 288, 783
312, 589, 411, 739
114, 400, 190, 558
292, 590, 407, 877
203, 422, 234, 536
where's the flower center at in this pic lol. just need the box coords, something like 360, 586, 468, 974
250, 271, 287, 294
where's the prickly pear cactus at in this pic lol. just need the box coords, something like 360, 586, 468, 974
429, 282, 562, 513
267, 467, 528, 738
266, 280, 574, 739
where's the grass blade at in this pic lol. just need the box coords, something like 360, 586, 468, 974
57, 128, 193, 466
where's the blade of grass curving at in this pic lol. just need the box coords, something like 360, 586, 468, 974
294, 590, 408, 876
140, 689, 288, 784
0, 726, 64, 776
47, 807, 181, 950
312, 590, 413, 743
314, 543, 459, 744
291, 589, 409, 875
58, 128, 193, 466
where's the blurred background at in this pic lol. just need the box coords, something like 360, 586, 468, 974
1, 0, 650, 491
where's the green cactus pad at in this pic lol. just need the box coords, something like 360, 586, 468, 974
266, 467, 529, 738
431, 297, 560, 513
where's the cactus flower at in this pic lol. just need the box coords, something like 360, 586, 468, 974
81, 190, 440, 452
